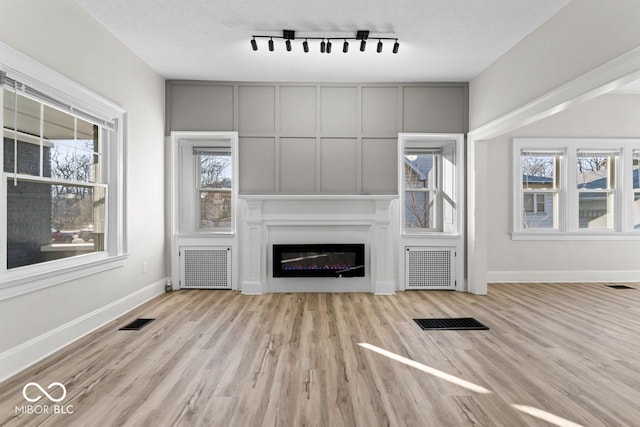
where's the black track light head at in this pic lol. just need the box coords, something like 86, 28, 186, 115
286, 39, 292, 52
303, 39, 309, 53
268, 38, 274, 51
326, 40, 332, 53
360, 40, 366, 52
251, 38, 258, 51
320, 40, 326, 53
393, 40, 399, 54
377, 39, 383, 53
343, 40, 349, 53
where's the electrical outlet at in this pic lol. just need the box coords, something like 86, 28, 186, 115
142, 261, 149, 273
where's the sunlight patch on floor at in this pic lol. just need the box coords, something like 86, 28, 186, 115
358, 342, 493, 394
359, 343, 587, 427
512, 405, 585, 427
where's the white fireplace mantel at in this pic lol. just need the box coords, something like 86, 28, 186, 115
238, 194, 398, 294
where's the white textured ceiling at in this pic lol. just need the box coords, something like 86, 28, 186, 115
75, 0, 569, 82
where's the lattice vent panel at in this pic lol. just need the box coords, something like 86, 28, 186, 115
405, 247, 455, 290
181, 247, 231, 289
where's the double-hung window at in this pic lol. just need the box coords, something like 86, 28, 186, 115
175, 133, 237, 235
576, 150, 618, 230
196, 147, 232, 231
404, 148, 440, 230
3, 86, 107, 269
513, 138, 640, 239
399, 134, 462, 235
520, 150, 561, 230
1, 48, 126, 298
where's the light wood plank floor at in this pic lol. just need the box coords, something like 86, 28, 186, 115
1, 283, 640, 426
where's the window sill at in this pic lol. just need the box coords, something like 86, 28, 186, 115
177, 231, 235, 237
0, 254, 128, 301
512, 232, 640, 241
403, 231, 461, 238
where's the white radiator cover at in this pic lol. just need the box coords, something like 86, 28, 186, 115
180, 246, 232, 289
405, 247, 455, 290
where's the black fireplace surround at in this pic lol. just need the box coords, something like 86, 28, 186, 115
273, 244, 365, 278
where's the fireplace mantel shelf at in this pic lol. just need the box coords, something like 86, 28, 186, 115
238, 193, 397, 295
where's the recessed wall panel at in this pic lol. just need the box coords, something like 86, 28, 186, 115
280, 138, 316, 192
321, 138, 357, 192
170, 84, 233, 131
280, 86, 316, 133
321, 87, 358, 134
362, 138, 397, 194
239, 86, 275, 132
362, 87, 398, 134
403, 86, 467, 133
167, 81, 469, 195
239, 137, 275, 193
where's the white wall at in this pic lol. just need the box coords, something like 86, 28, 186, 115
486, 94, 640, 282
467, 0, 640, 293
469, 0, 640, 129
0, 0, 165, 378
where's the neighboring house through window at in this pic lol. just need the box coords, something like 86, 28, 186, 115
513, 138, 640, 238
399, 134, 461, 235
404, 149, 439, 230
520, 150, 561, 230
0, 46, 126, 299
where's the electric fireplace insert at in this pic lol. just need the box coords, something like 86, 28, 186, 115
273, 243, 365, 278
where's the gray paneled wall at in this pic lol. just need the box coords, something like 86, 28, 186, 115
166, 81, 468, 194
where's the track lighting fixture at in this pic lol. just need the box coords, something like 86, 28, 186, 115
249, 29, 399, 55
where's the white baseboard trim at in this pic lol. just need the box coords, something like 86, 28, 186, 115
240, 280, 263, 295
487, 270, 640, 284
0, 278, 167, 384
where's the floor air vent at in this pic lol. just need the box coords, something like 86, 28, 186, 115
606, 285, 635, 289
414, 318, 488, 331
119, 318, 154, 331
180, 246, 231, 289
405, 247, 455, 290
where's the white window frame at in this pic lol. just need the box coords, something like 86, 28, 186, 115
174, 132, 238, 236
0, 43, 127, 300
403, 148, 442, 232
194, 146, 234, 233
513, 138, 640, 240
398, 133, 463, 236
575, 149, 619, 231
517, 148, 564, 232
